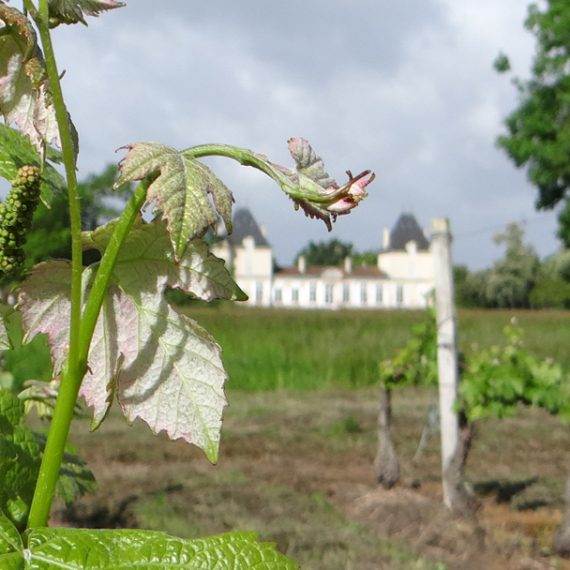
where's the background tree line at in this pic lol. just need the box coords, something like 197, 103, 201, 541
455, 222, 570, 309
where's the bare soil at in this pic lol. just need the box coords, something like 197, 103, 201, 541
52, 387, 570, 570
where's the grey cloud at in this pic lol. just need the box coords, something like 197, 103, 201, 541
46, 1, 559, 270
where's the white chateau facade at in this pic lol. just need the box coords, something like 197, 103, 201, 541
212, 210, 435, 310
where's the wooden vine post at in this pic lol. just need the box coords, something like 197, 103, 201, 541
431, 218, 460, 509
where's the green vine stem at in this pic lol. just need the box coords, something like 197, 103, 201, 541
183, 144, 352, 204
26, 0, 85, 529
26, 0, 150, 528
77, 181, 149, 366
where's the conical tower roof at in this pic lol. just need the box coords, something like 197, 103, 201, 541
388, 213, 429, 251
227, 208, 270, 247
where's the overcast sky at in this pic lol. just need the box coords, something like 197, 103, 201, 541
50, 0, 560, 269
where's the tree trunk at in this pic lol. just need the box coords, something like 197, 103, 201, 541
374, 386, 400, 489
442, 413, 479, 516
553, 473, 570, 557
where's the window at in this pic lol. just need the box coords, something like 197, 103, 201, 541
309, 282, 317, 302
360, 283, 368, 305
274, 288, 282, 303
343, 283, 350, 303
325, 284, 334, 304
255, 282, 263, 304
376, 284, 383, 304
292, 288, 299, 303
396, 285, 404, 306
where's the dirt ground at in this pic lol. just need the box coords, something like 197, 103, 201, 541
52, 387, 570, 570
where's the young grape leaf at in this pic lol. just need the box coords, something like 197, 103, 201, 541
47, 0, 125, 27
79, 284, 123, 428
117, 295, 226, 462
19, 220, 245, 461
0, 553, 23, 569
84, 218, 247, 302
115, 143, 234, 260
0, 386, 93, 517
18, 260, 81, 374
0, 510, 23, 570
0, 124, 67, 206
287, 137, 336, 190
0, 510, 22, 556
32, 434, 96, 507
25, 529, 298, 569
84, 277, 228, 460
264, 137, 374, 229
0, 5, 62, 153
0, 389, 42, 530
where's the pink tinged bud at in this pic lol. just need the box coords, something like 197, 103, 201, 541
325, 170, 375, 215
270, 137, 375, 229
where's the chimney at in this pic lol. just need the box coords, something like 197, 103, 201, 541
297, 255, 306, 274
382, 227, 390, 249
259, 224, 268, 238
344, 256, 352, 274
405, 240, 417, 254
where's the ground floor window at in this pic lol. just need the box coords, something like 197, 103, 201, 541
360, 283, 368, 305
309, 282, 317, 302
376, 284, 383, 304
325, 284, 334, 304
396, 285, 404, 306
292, 288, 299, 303
343, 283, 350, 303
275, 288, 282, 303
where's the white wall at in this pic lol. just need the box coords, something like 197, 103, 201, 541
377, 244, 434, 282
213, 233, 434, 310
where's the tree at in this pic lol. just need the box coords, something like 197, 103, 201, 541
295, 238, 353, 266
351, 249, 377, 267
464, 223, 540, 309
486, 223, 539, 308
496, 0, 570, 243
454, 264, 478, 307
295, 239, 378, 267
460, 269, 492, 308
530, 249, 570, 308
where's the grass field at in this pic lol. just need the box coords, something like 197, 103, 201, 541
183, 304, 570, 391
6, 304, 570, 392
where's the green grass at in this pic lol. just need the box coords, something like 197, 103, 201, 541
183, 305, 570, 391
4, 304, 570, 393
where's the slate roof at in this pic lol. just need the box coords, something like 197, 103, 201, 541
387, 214, 429, 251
227, 208, 270, 247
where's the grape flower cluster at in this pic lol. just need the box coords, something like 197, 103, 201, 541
0, 165, 41, 275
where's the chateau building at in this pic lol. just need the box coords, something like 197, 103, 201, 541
212, 209, 435, 309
